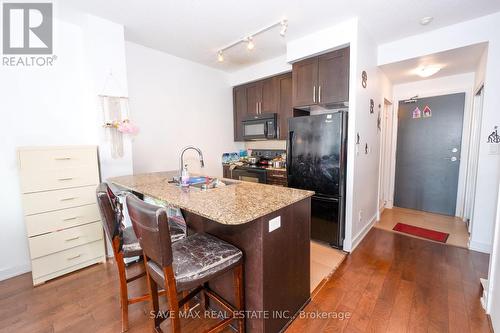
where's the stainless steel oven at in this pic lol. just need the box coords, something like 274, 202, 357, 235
242, 113, 277, 140
230, 167, 267, 183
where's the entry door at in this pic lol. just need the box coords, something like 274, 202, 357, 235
394, 93, 465, 216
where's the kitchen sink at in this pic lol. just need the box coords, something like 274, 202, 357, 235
170, 177, 238, 191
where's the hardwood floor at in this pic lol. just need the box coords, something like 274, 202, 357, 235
286, 228, 491, 333
0, 228, 490, 333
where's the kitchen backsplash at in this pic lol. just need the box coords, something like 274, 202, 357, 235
244, 140, 286, 150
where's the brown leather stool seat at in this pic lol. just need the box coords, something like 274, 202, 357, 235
147, 233, 243, 291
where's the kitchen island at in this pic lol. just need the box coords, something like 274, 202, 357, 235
109, 171, 313, 333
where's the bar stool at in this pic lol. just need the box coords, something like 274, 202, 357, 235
96, 183, 187, 332
126, 193, 245, 333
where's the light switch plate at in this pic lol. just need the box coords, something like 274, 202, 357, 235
269, 216, 281, 232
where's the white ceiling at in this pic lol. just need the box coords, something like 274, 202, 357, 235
60, 0, 500, 72
379, 43, 487, 84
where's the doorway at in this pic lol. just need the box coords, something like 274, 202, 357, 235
394, 93, 465, 216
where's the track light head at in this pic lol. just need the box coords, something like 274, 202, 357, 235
217, 51, 224, 62
280, 19, 288, 37
246, 36, 255, 50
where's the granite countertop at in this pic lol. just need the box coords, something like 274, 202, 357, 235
109, 171, 314, 225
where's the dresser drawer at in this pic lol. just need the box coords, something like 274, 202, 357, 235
18, 147, 98, 172
26, 204, 101, 237
22, 185, 96, 215
29, 222, 103, 259
19, 167, 99, 193
31, 240, 104, 280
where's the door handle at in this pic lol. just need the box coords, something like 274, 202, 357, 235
313, 86, 316, 103
318, 86, 322, 103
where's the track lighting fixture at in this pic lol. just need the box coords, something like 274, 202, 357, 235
216, 18, 288, 62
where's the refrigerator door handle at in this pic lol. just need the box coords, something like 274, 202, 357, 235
312, 195, 339, 203
287, 131, 294, 176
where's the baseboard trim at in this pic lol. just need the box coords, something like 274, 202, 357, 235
469, 240, 492, 254
350, 213, 378, 252
0, 262, 31, 282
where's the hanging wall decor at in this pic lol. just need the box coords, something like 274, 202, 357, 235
362, 71, 368, 88
100, 96, 139, 158
423, 105, 432, 118
412, 106, 422, 119
377, 111, 381, 132
370, 99, 374, 114
487, 126, 500, 143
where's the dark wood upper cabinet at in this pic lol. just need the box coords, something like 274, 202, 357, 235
277, 73, 292, 140
292, 46, 349, 108
233, 72, 292, 141
318, 47, 350, 105
292, 57, 318, 107
245, 82, 260, 116
260, 77, 278, 113
233, 85, 247, 141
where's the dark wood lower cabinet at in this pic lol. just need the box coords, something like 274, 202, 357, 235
183, 197, 311, 333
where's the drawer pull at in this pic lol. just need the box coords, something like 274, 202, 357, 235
60, 197, 77, 201
65, 236, 80, 242
58, 177, 74, 181
67, 254, 81, 260
55, 157, 72, 160
62, 216, 79, 221
271, 175, 286, 178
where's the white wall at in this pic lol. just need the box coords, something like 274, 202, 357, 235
0, 10, 132, 281
388, 73, 476, 218
228, 55, 291, 87
125, 42, 242, 177
488, 182, 500, 331
378, 12, 500, 254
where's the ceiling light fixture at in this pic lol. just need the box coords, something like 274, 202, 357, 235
414, 64, 441, 78
420, 16, 434, 25
217, 51, 224, 62
246, 37, 255, 50
216, 18, 288, 62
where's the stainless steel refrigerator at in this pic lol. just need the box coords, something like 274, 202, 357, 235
287, 111, 347, 248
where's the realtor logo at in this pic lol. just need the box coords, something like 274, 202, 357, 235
2, 2, 53, 54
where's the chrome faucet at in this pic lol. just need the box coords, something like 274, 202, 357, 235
179, 146, 205, 180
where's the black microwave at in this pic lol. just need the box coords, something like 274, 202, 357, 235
242, 113, 277, 140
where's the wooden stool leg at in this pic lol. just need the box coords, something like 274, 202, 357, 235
164, 266, 181, 333
233, 263, 245, 333
145, 259, 161, 331
117, 254, 129, 332
200, 282, 209, 310
182, 291, 190, 312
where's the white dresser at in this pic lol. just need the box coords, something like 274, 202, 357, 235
18, 146, 105, 285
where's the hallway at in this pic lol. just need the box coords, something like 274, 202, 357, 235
375, 207, 470, 248
286, 228, 491, 332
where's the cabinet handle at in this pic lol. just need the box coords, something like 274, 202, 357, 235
259, 102, 262, 114
65, 236, 80, 242
58, 177, 74, 181
55, 157, 72, 160
313, 86, 316, 103
60, 197, 77, 201
67, 254, 81, 260
256, 102, 259, 114
62, 216, 79, 221
318, 86, 322, 103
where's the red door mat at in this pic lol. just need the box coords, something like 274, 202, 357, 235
392, 223, 449, 243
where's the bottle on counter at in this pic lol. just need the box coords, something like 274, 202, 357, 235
181, 164, 189, 185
